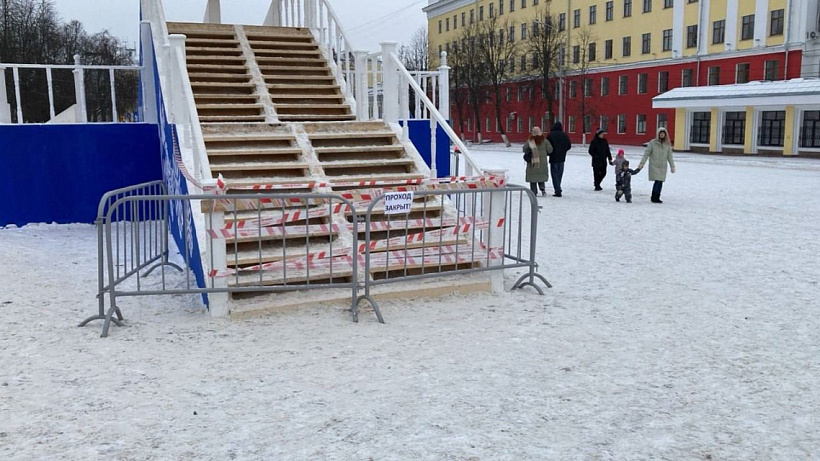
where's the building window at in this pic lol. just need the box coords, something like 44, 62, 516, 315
521, 0, 526, 8
800, 111, 820, 148
467, 118, 472, 132
663, 0, 673, 7
454, 14, 458, 29
741, 15, 755, 41
682, 68, 694, 87
622, 36, 632, 57
568, 115, 576, 132
770, 9, 784, 36
470, 9, 475, 24
506, 87, 512, 102
584, 78, 593, 97
708, 66, 720, 85
638, 73, 648, 93
600, 115, 609, 132
713, 20, 725, 44
558, 44, 565, 66
687, 25, 698, 48
559, 13, 566, 31
590, 5, 597, 24
619, 75, 628, 94
510, 0, 515, 12
509, 25, 516, 42
499, 0, 504, 15
722, 111, 746, 145
521, 23, 528, 40
658, 71, 669, 92
759, 111, 786, 147
583, 115, 592, 133
643, 0, 652, 13
589, 42, 597, 61
606, 1, 614, 21
605, 39, 613, 59
573, 45, 580, 64
637, 114, 647, 134
517, 117, 523, 133
642, 33, 651, 54
764, 60, 779, 80
509, 57, 515, 73
690, 112, 711, 144
618, 114, 627, 134
489, 3, 494, 17
446, 18, 450, 31
574, 9, 581, 28
532, 53, 540, 68
570, 80, 578, 98
520, 54, 527, 70
438, 21, 442, 34
657, 113, 668, 129
662, 29, 673, 51
736, 63, 750, 84
601, 77, 610, 96
528, 117, 535, 134
486, 117, 491, 134
462, 12, 466, 27
624, 0, 632, 18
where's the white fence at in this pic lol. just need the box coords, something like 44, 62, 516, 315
0, 57, 141, 124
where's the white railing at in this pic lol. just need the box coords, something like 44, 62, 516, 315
141, 0, 210, 181
0, 59, 141, 124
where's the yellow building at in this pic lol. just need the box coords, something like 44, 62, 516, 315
423, 0, 820, 153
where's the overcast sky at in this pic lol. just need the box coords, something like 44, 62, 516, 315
53, 0, 427, 52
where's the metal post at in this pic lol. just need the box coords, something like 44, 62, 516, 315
482, 169, 508, 294
0, 64, 10, 123
203, 180, 230, 317
109, 68, 118, 122
430, 117, 438, 178
204, 0, 222, 23
353, 50, 368, 120
73, 54, 87, 123
380, 42, 399, 124
46, 68, 56, 121
438, 51, 450, 120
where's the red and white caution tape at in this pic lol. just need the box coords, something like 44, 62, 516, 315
209, 246, 355, 277
223, 203, 350, 229
208, 223, 340, 240
225, 174, 506, 192
358, 218, 505, 253
347, 217, 479, 233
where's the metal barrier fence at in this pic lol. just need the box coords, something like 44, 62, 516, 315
354, 185, 551, 322
81, 183, 550, 337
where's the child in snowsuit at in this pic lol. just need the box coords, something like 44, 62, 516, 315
615, 160, 641, 203
613, 149, 626, 182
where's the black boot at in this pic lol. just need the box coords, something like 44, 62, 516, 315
651, 195, 663, 203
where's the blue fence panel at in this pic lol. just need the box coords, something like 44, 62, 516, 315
403, 120, 451, 178
0, 123, 162, 226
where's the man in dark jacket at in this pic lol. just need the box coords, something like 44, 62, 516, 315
588, 128, 613, 191
546, 122, 571, 197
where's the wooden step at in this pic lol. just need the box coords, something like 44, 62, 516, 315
187, 64, 248, 74
268, 83, 340, 92
186, 56, 247, 64
248, 40, 319, 50
321, 158, 415, 169
207, 147, 303, 157
205, 134, 295, 143
185, 46, 243, 55
265, 75, 336, 83
199, 115, 266, 122
195, 94, 259, 105
210, 161, 310, 172
308, 131, 396, 140
269, 94, 345, 103
196, 103, 263, 111
188, 73, 251, 81
256, 57, 327, 67
185, 37, 238, 47
259, 66, 332, 75
277, 114, 357, 122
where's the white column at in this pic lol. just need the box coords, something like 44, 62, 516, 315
0, 65, 10, 123
204, 0, 221, 24
725, 0, 739, 51
673, 0, 685, 58
430, 117, 438, 177
353, 50, 368, 120
73, 54, 87, 123
168, 34, 188, 125
482, 168, 508, 295
754, 0, 770, 47
380, 41, 399, 124
264, 0, 282, 26
139, 21, 159, 124
438, 51, 451, 121
202, 179, 230, 318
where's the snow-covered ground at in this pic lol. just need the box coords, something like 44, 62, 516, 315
1, 146, 819, 460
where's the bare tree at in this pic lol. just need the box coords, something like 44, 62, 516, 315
477, 15, 519, 146
453, 20, 486, 143
448, 41, 469, 137
525, 7, 563, 128
572, 26, 597, 136
398, 27, 428, 72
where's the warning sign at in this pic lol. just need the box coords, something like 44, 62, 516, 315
383, 191, 414, 215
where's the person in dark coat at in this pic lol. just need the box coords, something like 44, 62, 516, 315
588, 128, 613, 191
546, 122, 571, 197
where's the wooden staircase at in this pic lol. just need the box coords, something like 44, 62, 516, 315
166, 22, 490, 312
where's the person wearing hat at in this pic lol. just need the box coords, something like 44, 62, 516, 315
523, 126, 553, 196
588, 128, 613, 191
547, 122, 571, 197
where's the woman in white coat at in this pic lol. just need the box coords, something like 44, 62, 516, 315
638, 127, 676, 203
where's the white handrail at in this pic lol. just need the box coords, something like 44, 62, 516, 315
171, 41, 211, 181
389, 52, 483, 176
